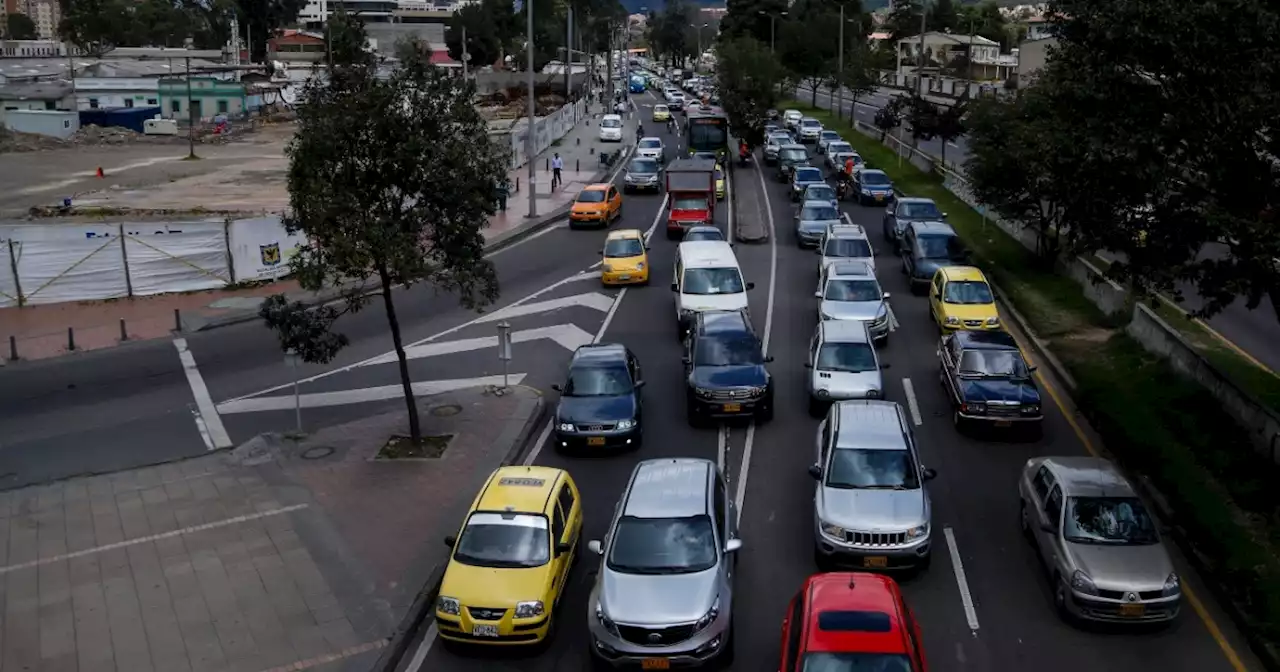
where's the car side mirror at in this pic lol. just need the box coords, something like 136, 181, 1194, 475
883, 292, 891, 299
808, 464, 822, 480
634, 380, 647, 389
764, 355, 774, 363
588, 540, 603, 555
551, 383, 562, 392
444, 535, 456, 548
922, 467, 937, 481
556, 542, 572, 556
670, 283, 679, 292
803, 362, 812, 369
814, 290, 822, 298
724, 539, 743, 553
746, 282, 756, 290
681, 356, 691, 365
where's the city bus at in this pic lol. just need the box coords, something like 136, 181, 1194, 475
684, 103, 730, 162
629, 74, 646, 94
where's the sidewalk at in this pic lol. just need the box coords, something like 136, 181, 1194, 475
0, 105, 636, 365
0, 384, 543, 672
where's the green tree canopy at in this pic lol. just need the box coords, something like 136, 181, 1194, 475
882, 0, 922, 42
715, 35, 785, 147
445, 0, 517, 68
5, 12, 37, 39
719, 0, 788, 46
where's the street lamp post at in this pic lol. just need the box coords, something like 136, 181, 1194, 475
526, 0, 537, 218
757, 10, 788, 52
689, 23, 707, 72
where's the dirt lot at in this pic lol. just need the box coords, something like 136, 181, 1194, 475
0, 122, 294, 219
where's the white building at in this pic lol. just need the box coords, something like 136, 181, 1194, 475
298, 0, 400, 24
12, 0, 61, 40
0, 39, 69, 58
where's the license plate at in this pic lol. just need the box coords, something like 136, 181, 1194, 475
587, 437, 606, 446
1119, 604, 1145, 617
642, 659, 671, 670
472, 624, 499, 637
875, 195, 884, 201
994, 420, 1013, 428
617, 275, 630, 281
723, 403, 741, 413
863, 556, 888, 568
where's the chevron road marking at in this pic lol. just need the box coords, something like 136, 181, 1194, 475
357, 323, 596, 367
215, 374, 528, 415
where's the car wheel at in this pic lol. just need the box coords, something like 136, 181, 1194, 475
666, 229, 679, 240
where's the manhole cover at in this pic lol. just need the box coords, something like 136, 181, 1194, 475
430, 404, 463, 417
301, 446, 335, 460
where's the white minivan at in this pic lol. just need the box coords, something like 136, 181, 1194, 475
599, 114, 624, 142
672, 241, 754, 337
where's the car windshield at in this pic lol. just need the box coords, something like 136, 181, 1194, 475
802, 652, 915, 672
655, 105, 668, 112
816, 343, 877, 373
825, 238, 873, 258
802, 205, 840, 221
901, 201, 943, 219
601, 118, 622, 128
682, 267, 744, 295
826, 448, 920, 490
685, 229, 723, 241
917, 234, 962, 260
825, 279, 882, 302
577, 191, 606, 203
452, 512, 550, 568
630, 159, 659, 174
821, 131, 840, 140
769, 133, 791, 144
958, 349, 1028, 378
795, 168, 822, 182
604, 238, 644, 258
802, 119, 821, 128
1065, 497, 1160, 546
639, 139, 662, 148
806, 185, 836, 201
829, 143, 852, 155
695, 335, 763, 366
780, 148, 808, 161
861, 172, 890, 186
565, 365, 633, 396
673, 197, 708, 210
943, 280, 994, 304
607, 515, 718, 574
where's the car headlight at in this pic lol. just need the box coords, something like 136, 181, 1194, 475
636, 262, 645, 270
1162, 572, 1181, 597
986, 317, 1000, 326
873, 308, 889, 325
693, 597, 720, 632
748, 386, 766, 397
595, 603, 618, 633
820, 521, 845, 539
1070, 570, 1099, 596
679, 309, 696, 320
1022, 404, 1041, 414
815, 387, 830, 398
557, 422, 575, 432
436, 596, 460, 616
617, 419, 635, 430
647, 175, 659, 182
906, 523, 929, 539
945, 316, 960, 325
862, 188, 872, 195
514, 600, 544, 619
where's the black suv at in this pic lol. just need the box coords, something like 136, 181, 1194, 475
683, 310, 774, 425
551, 343, 645, 452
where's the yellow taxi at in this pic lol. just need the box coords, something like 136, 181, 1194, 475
928, 266, 1002, 332
714, 164, 726, 201
600, 228, 650, 286
436, 466, 583, 646
569, 183, 622, 229
652, 104, 671, 122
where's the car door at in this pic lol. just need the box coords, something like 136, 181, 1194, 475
608, 187, 621, 218
929, 273, 945, 323
713, 473, 734, 576
779, 590, 806, 672
1036, 483, 1065, 569
550, 497, 571, 604
902, 601, 929, 671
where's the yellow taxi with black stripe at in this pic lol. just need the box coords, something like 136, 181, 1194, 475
600, 229, 650, 286
436, 466, 583, 646
714, 163, 726, 201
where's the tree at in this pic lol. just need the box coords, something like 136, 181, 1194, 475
903, 93, 939, 150
445, 0, 516, 68
235, 0, 306, 63
883, 0, 923, 42
873, 95, 906, 142
778, 0, 838, 106
58, 0, 128, 54
5, 12, 37, 39
927, 0, 957, 32
719, 0, 788, 45
715, 35, 785, 148
957, 1, 1009, 48
259, 11, 508, 444
933, 94, 967, 169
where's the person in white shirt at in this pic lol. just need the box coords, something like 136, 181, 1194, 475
550, 154, 564, 190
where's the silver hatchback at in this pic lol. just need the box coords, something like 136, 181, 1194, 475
805, 320, 887, 416
810, 401, 936, 571
587, 458, 740, 668
816, 261, 892, 342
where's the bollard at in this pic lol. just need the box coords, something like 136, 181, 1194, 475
577, 137, 581, 145
8, 335, 16, 361
119, 318, 128, 342
545, 158, 549, 171
174, 308, 182, 332
576, 159, 580, 172
68, 327, 76, 351
515, 177, 520, 193
590, 147, 595, 155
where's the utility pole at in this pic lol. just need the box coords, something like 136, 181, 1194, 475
915, 1, 928, 149
185, 56, 197, 160
462, 25, 468, 77
606, 22, 614, 107
565, 7, 573, 100
838, 5, 844, 123
526, 0, 537, 218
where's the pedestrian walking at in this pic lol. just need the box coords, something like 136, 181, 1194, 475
550, 153, 564, 191
495, 177, 510, 211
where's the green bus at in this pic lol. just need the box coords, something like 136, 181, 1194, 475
684, 103, 730, 161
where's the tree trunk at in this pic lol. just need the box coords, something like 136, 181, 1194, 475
939, 138, 947, 169
379, 265, 421, 442
811, 82, 817, 107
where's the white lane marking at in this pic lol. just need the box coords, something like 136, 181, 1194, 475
944, 527, 981, 632
717, 425, 728, 472
473, 292, 615, 324
358, 324, 594, 366
174, 338, 232, 450
0, 504, 308, 574
888, 305, 899, 332
217, 374, 527, 414
902, 377, 923, 426
522, 419, 556, 467
734, 157, 780, 523
404, 622, 438, 670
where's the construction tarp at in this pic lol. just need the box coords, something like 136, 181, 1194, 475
122, 221, 230, 297
3, 223, 130, 305
0, 236, 17, 309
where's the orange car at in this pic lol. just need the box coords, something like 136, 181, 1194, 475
569, 183, 623, 229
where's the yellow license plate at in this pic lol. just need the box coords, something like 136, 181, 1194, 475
723, 403, 741, 413
863, 556, 888, 568
642, 659, 671, 670
472, 624, 499, 637
994, 420, 1012, 428
1119, 604, 1145, 617
587, 437, 606, 446
875, 195, 884, 201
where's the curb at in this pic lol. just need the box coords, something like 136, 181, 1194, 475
995, 285, 1280, 671
729, 152, 769, 245
372, 386, 548, 672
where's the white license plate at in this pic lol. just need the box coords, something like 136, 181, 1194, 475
618, 275, 630, 281
472, 624, 499, 637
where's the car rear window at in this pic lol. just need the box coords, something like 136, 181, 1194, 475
817, 610, 893, 633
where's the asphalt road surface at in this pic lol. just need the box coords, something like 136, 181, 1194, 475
794, 85, 971, 166
400, 137, 1261, 671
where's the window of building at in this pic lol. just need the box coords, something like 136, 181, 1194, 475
44, 101, 56, 110
146, 98, 157, 105
88, 98, 99, 109
124, 98, 133, 108
171, 100, 181, 113
217, 100, 228, 114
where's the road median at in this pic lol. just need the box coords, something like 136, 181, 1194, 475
792, 100, 1280, 667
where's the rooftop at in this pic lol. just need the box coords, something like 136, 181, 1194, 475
475, 466, 562, 513
0, 80, 72, 101
834, 401, 906, 450
1043, 457, 1134, 498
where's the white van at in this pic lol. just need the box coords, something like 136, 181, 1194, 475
599, 114, 624, 142
672, 241, 754, 336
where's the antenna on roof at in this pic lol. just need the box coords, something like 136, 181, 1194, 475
848, 575, 856, 589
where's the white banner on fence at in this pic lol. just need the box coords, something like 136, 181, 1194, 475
124, 222, 230, 296
0, 238, 16, 309
3, 224, 130, 305
228, 216, 305, 282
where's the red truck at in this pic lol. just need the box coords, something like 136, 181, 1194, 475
664, 157, 717, 240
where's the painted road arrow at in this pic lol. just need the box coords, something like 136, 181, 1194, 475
215, 374, 528, 415
473, 292, 615, 324
358, 323, 596, 367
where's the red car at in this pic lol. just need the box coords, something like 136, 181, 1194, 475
778, 572, 927, 672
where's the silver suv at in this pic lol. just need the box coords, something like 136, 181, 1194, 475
810, 400, 936, 571
816, 261, 892, 342
587, 458, 739, 668
805, 320, 887, 416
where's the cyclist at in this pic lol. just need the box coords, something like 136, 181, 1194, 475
636, 124, 645, 144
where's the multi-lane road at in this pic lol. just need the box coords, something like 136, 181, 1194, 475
795, 85, 971, 165
0, 93, 1263, 672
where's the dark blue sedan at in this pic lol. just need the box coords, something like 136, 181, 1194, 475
938, 330, 1043, 436
551, 343, 645, 452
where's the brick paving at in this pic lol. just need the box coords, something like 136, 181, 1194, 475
0, 385, 544, 672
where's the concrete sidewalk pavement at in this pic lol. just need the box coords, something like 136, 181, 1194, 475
0, 385, 544, 672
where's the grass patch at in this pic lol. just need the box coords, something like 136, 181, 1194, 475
1147, 300, 1280, 413
789, 100, 1280, 653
